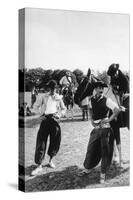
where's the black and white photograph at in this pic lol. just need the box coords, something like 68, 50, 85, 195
19, 8, 130, 192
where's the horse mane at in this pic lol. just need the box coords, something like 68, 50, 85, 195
74, 74, 99, 105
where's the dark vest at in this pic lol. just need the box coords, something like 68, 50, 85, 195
91, 96, 109, 120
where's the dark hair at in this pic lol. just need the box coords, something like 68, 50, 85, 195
107, 63, 119, 76
93, 81, 107, 88
47, 80, 57, 89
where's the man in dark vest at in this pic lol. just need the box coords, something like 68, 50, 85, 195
80, 81, 120, 184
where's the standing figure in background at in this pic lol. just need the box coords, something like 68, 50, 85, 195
81, 96, 90, 121
31, 86, 38, 108
59, 71, 73, 93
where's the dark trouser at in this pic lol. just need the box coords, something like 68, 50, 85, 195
34, 117, 61, 165
84, 128, 114, 174
110, 120, 120, 145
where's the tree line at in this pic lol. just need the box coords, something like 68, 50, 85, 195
19, 67, 129, 92
19, 68, 85, 92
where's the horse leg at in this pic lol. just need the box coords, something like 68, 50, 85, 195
117, 143, 122, 167
86, 110, 89, 120
70, 105, 74, 119
114, 127, 122, 167
81, 106, 85, 121
113, 140, 118, 162
65, 105, 69, 119
67, 106, 72, 119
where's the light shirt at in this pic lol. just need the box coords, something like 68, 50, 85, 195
45, 96, 58, 114
34, 92, 66, 117
81, 96, 90, 106
89, 94, 119, 111
59, 76, 72, 86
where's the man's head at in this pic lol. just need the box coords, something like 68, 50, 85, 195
107, 63, 119, 77
46, 80, 58, 95
66, 71, 71, 77
93, 81, 107, 96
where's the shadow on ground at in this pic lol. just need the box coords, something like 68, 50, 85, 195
61, 118, 84, 123
23, 163, 129, 192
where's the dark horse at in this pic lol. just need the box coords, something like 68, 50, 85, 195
74, 68, 99, 106
107, 63, 129, 129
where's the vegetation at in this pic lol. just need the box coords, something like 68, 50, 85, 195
19, 67, 129, 91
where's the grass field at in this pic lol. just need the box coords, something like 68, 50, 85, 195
19, 92, 130, 192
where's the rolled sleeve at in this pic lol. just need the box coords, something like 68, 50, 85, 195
106, 98, 119, 111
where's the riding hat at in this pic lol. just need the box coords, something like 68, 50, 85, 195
66, 71, 71, 76
107, 63, 119, 76
93, 80, 107, 88
46, 80, 58, 89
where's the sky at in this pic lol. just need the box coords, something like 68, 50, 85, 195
24, 8, 129, 74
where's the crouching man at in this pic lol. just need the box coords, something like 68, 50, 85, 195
80, 81, 120, 184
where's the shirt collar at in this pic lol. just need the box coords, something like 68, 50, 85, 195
94, 93, 104, 100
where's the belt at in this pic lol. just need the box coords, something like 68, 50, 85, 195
44, 113, 60, 120
45, 113, 56, 118
93, 118, 111, 129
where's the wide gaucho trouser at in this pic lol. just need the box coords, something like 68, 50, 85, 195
84, 127, 114, 174
34, 117, 61, 165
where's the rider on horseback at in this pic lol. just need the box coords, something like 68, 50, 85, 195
59, 71, 73, 94
107, 63, 129, 107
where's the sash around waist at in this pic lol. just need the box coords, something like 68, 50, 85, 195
41, 113, 60, 120
93, 118, 111, 129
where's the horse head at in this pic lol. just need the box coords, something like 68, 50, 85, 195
74, 70, 99, 106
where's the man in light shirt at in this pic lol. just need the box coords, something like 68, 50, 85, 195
80, 81, 120, 184
59, 71, 72, 91
31, 80, 66, 176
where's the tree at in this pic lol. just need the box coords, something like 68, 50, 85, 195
25, 68, 46, 91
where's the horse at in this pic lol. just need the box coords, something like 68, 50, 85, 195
74, 69, 99, 106
62, 85, 75, 119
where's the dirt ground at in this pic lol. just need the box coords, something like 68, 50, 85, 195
19, 104, 130, 192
